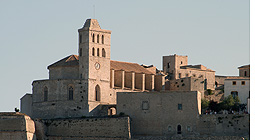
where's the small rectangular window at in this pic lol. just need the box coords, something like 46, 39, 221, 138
186, 74, 189, 77
142, 101, 149, 110
168, 126, 172, 132
241, 81, 245, 85
179, 73, 181, 78
193, 74, 196, 77
187, 126, 191, 132
232, 81, 236, 85
178, 104, 182, 110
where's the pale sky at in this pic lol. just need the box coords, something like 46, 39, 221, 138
0, 0, 250, 111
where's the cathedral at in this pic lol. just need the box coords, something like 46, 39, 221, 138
21, 19, 165, 119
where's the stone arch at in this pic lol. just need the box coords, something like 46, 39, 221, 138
68, 85, 74, 100
102, 48, 106, 57
44, 86, 48, 101
95, 85, 100, 101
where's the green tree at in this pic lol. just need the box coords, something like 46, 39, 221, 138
201, 99, 209, 109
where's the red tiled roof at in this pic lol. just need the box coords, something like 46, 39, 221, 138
47, 55, 154, 74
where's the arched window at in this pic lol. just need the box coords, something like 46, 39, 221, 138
231, 91, 238, 98
95, 85, 100, 101
68, 86, 74, 100
177, 125, 181, 134
44, 87, 48, 101
97, 34, 99, 43
97, 48, 100, 56
79, 48, 82, 56
244, 71, 247, 76
102, 48, 106, 57
102, 35, 104, 44
92, 47, 95, 56
92, 34, 95, 42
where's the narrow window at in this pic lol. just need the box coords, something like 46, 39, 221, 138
231, 91, 238, 98
102, 48, 106, 57
68, 86, 74, 100
193, 74, 196, 77
232, 81, 236, 85
95, 85, 100, 101
186, 74, 189, 77
102, 35, 104, 44
187, 126, 191, 132
97, 34, 99, 43
167, 63, 170, 68
79, 34, 82, 44
177, 125, 182, 134
179, 73, 181, 78
142, 101, 149, 110
168, 126, 172, 132
241, 81, 245, 85
80, 74, 82, 79
79, 48, 82, 56
97, 48, 100, 56
244, 71, 247, 77
92, 47, 95, 56
44, 87, 48, 101
178, 104, 182, 110
92, 34, 95, 42
181, 61, 183, 64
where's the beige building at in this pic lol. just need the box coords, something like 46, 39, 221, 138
117, 91, 201, 137
21, 19, 165, 119
163, 54, 215, 90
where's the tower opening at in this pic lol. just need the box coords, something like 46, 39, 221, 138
95, 85, 100, 101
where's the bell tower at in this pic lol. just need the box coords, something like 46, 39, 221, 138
78, 19, 112, 114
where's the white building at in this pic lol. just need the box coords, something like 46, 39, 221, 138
224, 78, 250, 104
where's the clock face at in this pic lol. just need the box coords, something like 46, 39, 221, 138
95, 62, 100, 70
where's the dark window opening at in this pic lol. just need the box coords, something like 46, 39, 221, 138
231, 91, 238, 98
97, 48, 100, 56
68, 86, 74, 100
232, 81, 236, 85
44, 87, 48, 101
241, 81, 245, 85
178, 104, 182, 110
92, 48, 95, 56
97, 34, 99, 43
95, 85, 100, 101
79, 48, 82, 56
102, 35, 104, 44
244, 71, 247, 77
177, 125, 182, 134
102, 48, 106, 57
92, 34, 95, 42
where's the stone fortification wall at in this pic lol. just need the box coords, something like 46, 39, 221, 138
0, 112, 36, 140
196, 114, 249, 137
49, 66, 79, 80
40, 116, 131, 139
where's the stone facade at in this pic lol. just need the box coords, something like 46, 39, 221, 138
224, 78, 250, 104
163, 54, 215, 90
238, 65, 250, 77
0, 113, 36, 140
165, 77, 205, 98
117, 91, 201, 137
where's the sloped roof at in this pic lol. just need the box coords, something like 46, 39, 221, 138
47, 55, 154, 74
48, 55, 79, 69
238, 64, 250, 69
110, 60, 154, 74
180, 64, 215, 72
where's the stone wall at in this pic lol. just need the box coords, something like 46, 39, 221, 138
20, 93, 33, 117
0, 112, 36, 140
117, 91, 201, 137
49, 66, 79, 80
196, 114, 249, 137
40, 116, 131, 139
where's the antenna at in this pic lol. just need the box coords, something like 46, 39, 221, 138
93, 5, 96, 19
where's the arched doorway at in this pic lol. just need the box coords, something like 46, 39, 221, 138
177, 125, 181, 134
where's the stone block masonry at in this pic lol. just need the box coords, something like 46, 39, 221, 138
40, 116, 131, 139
